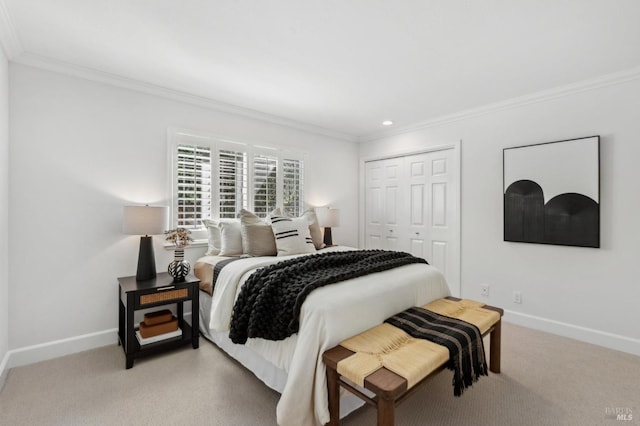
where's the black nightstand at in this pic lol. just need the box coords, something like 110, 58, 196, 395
118, 272, 200, 369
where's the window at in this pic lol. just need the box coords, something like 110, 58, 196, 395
282, 158, 304, 217
174, 143, 212, 227
169, 129, 305, 228
218, 149, 247, 219
252, 154, 278, 217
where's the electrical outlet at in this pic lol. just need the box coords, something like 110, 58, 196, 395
480, 285, 490, 297
513, 291, 522, 304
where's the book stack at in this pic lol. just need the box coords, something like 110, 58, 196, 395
136, 309, 182, 345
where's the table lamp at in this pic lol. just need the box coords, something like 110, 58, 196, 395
316, 207, 340, 246
122, 205, 169, 281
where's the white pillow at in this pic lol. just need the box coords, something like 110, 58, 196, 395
219, 221, 243, 256
266, 208, 323, 249
202, 219, 222, 255
265, 207, 282, 223
203, 218, 241, 255
270, 215, 316, 256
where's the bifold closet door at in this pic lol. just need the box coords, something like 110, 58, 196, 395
405, 150, 456, 280
364, 157, 406, 251
364, 150, 456, 284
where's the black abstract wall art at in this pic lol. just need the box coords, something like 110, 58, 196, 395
503, 136, 600, 248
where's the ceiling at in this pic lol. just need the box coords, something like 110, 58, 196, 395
2, 0, 640, 140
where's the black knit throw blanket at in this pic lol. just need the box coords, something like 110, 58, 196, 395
229, 250, 427, 344
385, 307, 488, 396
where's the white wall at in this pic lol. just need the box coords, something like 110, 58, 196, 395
0, 46, 9, 384
359, 78, 640, 355
8, 64, 359, 356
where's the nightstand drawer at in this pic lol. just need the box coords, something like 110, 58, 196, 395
139, 287, 189, 306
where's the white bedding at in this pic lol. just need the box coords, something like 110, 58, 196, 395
197, 246, 451, 426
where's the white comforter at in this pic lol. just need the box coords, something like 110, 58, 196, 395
202, 246, 451, 426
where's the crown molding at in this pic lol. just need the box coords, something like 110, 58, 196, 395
0, 0, 23, 59
359, 66, 640, 143
12, 51, 358, 143
6, 1, 639, 146
0, 0, 353, 142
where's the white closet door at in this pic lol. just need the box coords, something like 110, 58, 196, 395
423, 149, 456, 282
364, 149, 458, 292
406, 153, 429, 258
364, 157, 406, 251
364, 160, 385, 249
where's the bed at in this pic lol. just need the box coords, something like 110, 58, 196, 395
194, 245, 450, 426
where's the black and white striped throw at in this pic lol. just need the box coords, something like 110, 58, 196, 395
385, 306, 488, 396
229, 250, 427, 344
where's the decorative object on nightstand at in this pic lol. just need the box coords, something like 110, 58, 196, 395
316, 207, 340, 246
137, 309, 180, 344
122, 205, 169, 281
165, 227, 193, 282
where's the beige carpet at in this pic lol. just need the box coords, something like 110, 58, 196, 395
0, 323, 638, 426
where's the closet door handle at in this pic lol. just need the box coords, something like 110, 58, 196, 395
415, 232, 420, 236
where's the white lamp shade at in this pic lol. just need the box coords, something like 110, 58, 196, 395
122, 205, 169, 235
316, 207, 340, 228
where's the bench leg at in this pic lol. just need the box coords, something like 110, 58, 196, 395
377, 396, 395, 426
327, 366, 340, 425
489, 319, 502, 373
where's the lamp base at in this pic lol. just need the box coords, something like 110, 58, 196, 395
136, 236, 157, 281
323, 227, 333, 247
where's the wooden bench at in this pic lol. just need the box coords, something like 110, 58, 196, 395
322, 297, 504, 426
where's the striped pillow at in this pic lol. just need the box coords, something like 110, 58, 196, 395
270, 215, 316, 256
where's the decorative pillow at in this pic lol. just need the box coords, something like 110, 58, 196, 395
239, 209, 277, 256
270, 215, 316, 256
266, 208, 323, 249
265, 207, 282, 223
202, 219, 223, 255
219, 221, 243, 256
301, 209, 324, 249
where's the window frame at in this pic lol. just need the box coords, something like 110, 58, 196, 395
168, 128, 307, 232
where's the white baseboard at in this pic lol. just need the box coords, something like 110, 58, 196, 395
2, 310, 637, 386
4, 312, 195, 373
7, 328, 118, 370
503, 310, 640, 356
0, 328, 117, 394
0, 351, 9, 392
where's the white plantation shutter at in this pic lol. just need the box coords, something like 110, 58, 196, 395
252, 154, 278, 217
218, 149, 247, 218
175, 143, 212, 227
283, 158, 304, 217
170, 129, 305, 227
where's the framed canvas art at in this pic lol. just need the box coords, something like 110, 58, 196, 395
503, 136, 600, 248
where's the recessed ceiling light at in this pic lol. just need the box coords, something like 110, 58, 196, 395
382, 120, 393, 126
